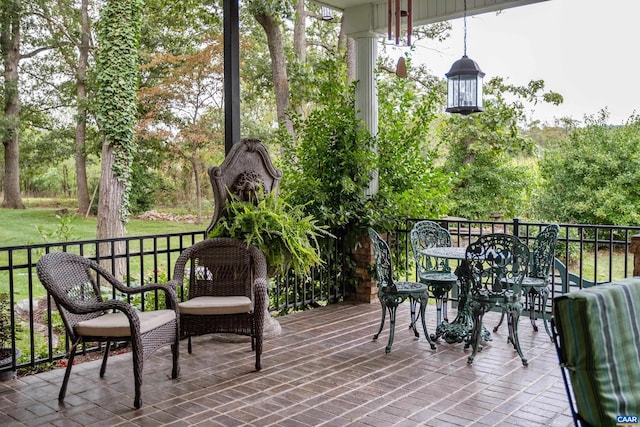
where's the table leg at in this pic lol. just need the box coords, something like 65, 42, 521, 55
430, 261, 488, 344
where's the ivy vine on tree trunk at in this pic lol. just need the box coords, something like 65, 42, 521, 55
96, 0, 143, 277
94, 0, 142, 272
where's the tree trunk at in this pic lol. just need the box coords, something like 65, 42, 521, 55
1, 0, 25, 209
462, 136, 475, 165
96, 141, 126, 278
191, 153, 202, 225
293, 0, 306, 63
75, 0, 91, 215
254, 13, 293, 137
346, 37, 356, 83
339, 18, 356, 83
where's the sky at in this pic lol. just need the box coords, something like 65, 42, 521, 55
408, 0, 640, 125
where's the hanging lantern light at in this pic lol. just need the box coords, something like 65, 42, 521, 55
320, 6, 334, 21
446, 0, 484, 115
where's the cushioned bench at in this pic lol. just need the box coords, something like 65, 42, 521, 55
551, 277, 640, 427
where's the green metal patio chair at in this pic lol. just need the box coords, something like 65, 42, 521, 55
494, 224, 559, 339
368, 228, 436, 353
410, 220, 458, 328
462, 233, 530, 366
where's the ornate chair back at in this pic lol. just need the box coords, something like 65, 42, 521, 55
368, 228, 397, 294
206, 138, 283, 235
410, 220, 454, 276
529, 224, 559, 280
465, 233, 530, 300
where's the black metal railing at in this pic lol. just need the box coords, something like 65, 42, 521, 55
2, 218, 639, 376
0, 231, 346, 376
392, 218, 640, 302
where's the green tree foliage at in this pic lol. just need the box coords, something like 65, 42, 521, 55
278, 59, 450, 237
537, 112, 640, 225
375, 66, 454, 225
140, 0, 221, 54
440, 77, 562, 220
279, 60, 375, 238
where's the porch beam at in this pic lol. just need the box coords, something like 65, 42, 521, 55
322, 0, 548, 35
223, 0, 241, 154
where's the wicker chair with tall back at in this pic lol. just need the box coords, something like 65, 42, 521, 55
368, 228, 436, 353
36, 252, 180, 409
493, 224, 559, 339
169, 237, 268, 371
461, 233, 530, 366
410, 220, 458, 328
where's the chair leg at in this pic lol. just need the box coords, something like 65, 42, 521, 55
378, 295, 403, 353
254, 316, 263, 371
99, 340, 111, 378
539, 287, 552, 340
59, 342, 79, 402
528, 290, 539, 332
507, 302, 528, 366
254, 336, 262, 372
418, 294, 436, 350
171, 343, 180, 379
132, 345, 143, 409
172, 319, 180, 379
385, 300, 399, 354
187, 336, 193, 354
467, 302, 490, 365
373, 298, 386, 341
430, 285, 449, 327
250, 316, 257, 351
408, 297, 419, 338
493, 309, 506, 333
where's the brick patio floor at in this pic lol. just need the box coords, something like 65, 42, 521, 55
0, 301, 574, 426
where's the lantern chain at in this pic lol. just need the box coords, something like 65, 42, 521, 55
463, 0, 468, 56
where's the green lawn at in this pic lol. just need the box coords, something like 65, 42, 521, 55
1, 204, 208, 301
0, 206, 206, 247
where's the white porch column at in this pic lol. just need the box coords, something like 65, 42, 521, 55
353, 32, 379, 197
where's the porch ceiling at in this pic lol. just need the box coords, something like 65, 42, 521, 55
315, 0, 549, 35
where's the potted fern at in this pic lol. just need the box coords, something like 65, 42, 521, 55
209, 192, 332, 277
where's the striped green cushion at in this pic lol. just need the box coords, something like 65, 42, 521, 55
553, 278, 640, 427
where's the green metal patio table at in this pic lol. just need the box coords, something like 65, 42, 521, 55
420, 246, 489, 344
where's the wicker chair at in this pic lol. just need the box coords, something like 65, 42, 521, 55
36, 252, 180, 409
169, 237, 268, 371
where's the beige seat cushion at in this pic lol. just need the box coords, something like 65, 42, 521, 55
75, 309, 176, 337
179, 296, 253, 315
